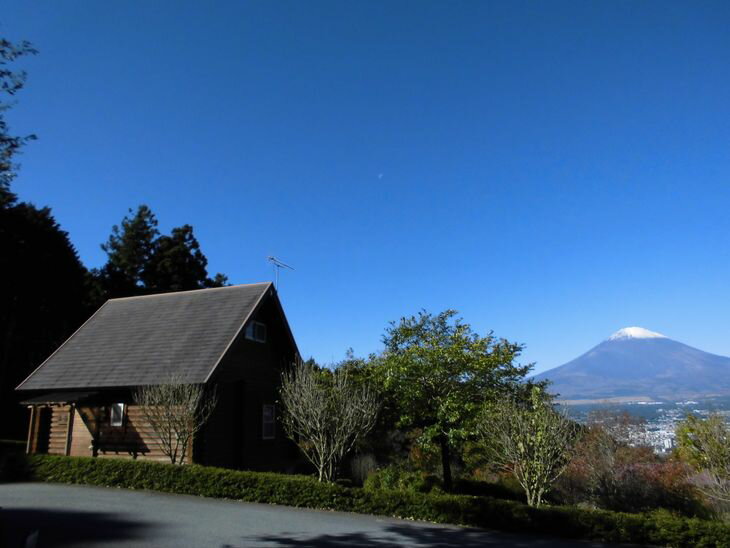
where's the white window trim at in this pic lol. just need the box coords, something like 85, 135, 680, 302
262, 404, 275, 440
110, 403, 125, 427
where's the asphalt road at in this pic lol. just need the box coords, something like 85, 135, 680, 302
0, 483, 618, 548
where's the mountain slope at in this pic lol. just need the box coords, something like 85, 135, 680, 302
535, 327, 730, 401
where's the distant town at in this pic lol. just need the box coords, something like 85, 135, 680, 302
565, 397, 730, 454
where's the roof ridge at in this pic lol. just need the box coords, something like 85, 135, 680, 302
108, 282, 272, 302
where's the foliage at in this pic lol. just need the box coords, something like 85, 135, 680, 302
97, 205, 227, 298
0, 36, 92, 440
452, 477, 526, 502
363, 464, 443, 494
99, 205, 159, 293
0, 202, 93, 438
133, 375, 218, 465
0, 37, 37, 206
280, 360, 379, 482
146, 225, 221, 291
376, 310, 535, 491
555, 414, 706, 516
5, 454, 730, 547
479, 386, 579, 507
677, 414, 730, 504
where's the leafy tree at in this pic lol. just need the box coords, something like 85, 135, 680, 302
376, 309, 533, 491
479, 387, 579, 507
0, 37, 37, 206
676, 414, 730, 503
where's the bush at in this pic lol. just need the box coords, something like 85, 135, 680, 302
5, 454, 730, 547
364, 464, 442, 494
453, 477, 525, 502
554, 429, 709, 517
0, 442, 30, 483
349, 453, 377, 486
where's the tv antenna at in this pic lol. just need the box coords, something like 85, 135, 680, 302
267, 256, 294, 289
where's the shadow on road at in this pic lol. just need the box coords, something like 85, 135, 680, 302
0, 507, 151, 548
231, 522, 606, 548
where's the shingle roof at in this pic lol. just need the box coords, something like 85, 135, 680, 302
16, 283, 273, 391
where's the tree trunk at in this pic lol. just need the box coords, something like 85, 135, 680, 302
439, 434, 453, 492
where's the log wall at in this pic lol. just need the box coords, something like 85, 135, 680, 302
48, 406, 70, 455
29, 404, 187, 464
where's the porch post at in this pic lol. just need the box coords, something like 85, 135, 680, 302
26, 405, 36, 454
64, 404, 75, 456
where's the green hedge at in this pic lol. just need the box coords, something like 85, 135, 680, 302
4, 455, 730, 547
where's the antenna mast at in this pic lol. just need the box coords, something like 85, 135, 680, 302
267, 256, 294, 289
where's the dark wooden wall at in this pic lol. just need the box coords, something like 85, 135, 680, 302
201, 293, 301, 471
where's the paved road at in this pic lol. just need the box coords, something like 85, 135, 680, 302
0, 483, 617, 547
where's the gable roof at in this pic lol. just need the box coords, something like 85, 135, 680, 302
16, 282, 279, 391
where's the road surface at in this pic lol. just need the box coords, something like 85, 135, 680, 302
0, 483, 619, 547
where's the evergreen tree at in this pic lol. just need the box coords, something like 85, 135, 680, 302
0, 35, 92, 438
99, 205, 159, 295
0, 37, 37, 206
98, 205, 227, 297
0, 202, 91, 438
144, 224, 224, 291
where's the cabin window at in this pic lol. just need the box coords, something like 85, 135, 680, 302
245, 321, 267, 343
262, 404, 275, 439
110, 403, 125, 427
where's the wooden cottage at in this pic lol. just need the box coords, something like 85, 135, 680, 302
16, 283, 300, 470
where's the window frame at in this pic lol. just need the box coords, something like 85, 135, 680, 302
110, 402, 125, 427
262, 404, 275, 440
245, 320, 267, 343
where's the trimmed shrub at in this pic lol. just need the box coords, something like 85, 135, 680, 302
364, 464, 442, 494
5, 455, 730, 547
453, 477, 524, 502
0, 443, 30, 483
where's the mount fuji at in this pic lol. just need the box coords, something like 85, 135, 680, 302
534, 327, 730, 402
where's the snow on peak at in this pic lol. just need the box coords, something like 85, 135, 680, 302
608, 327, 667, 341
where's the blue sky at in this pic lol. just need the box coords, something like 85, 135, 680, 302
3, 1, 730, 374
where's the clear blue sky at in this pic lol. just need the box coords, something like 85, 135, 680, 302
3, 1, 730, 374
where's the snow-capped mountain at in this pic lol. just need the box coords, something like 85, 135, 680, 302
534, 327, 730, 401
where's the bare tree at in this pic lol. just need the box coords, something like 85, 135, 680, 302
280, 361, 379, 482
133, 374, 217, 465
479, 387, 579, 507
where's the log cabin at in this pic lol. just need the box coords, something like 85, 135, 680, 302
15, 282, 301, 469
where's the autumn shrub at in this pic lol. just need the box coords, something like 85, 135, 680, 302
554, 425, 708, 517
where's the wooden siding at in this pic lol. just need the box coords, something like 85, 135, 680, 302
48, 406, 70, 455
29, 404, 188, 464
94, 404, 179, 463
69, 409, 93, 456
26, 406, 49, 455
204, 295, 301, 471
